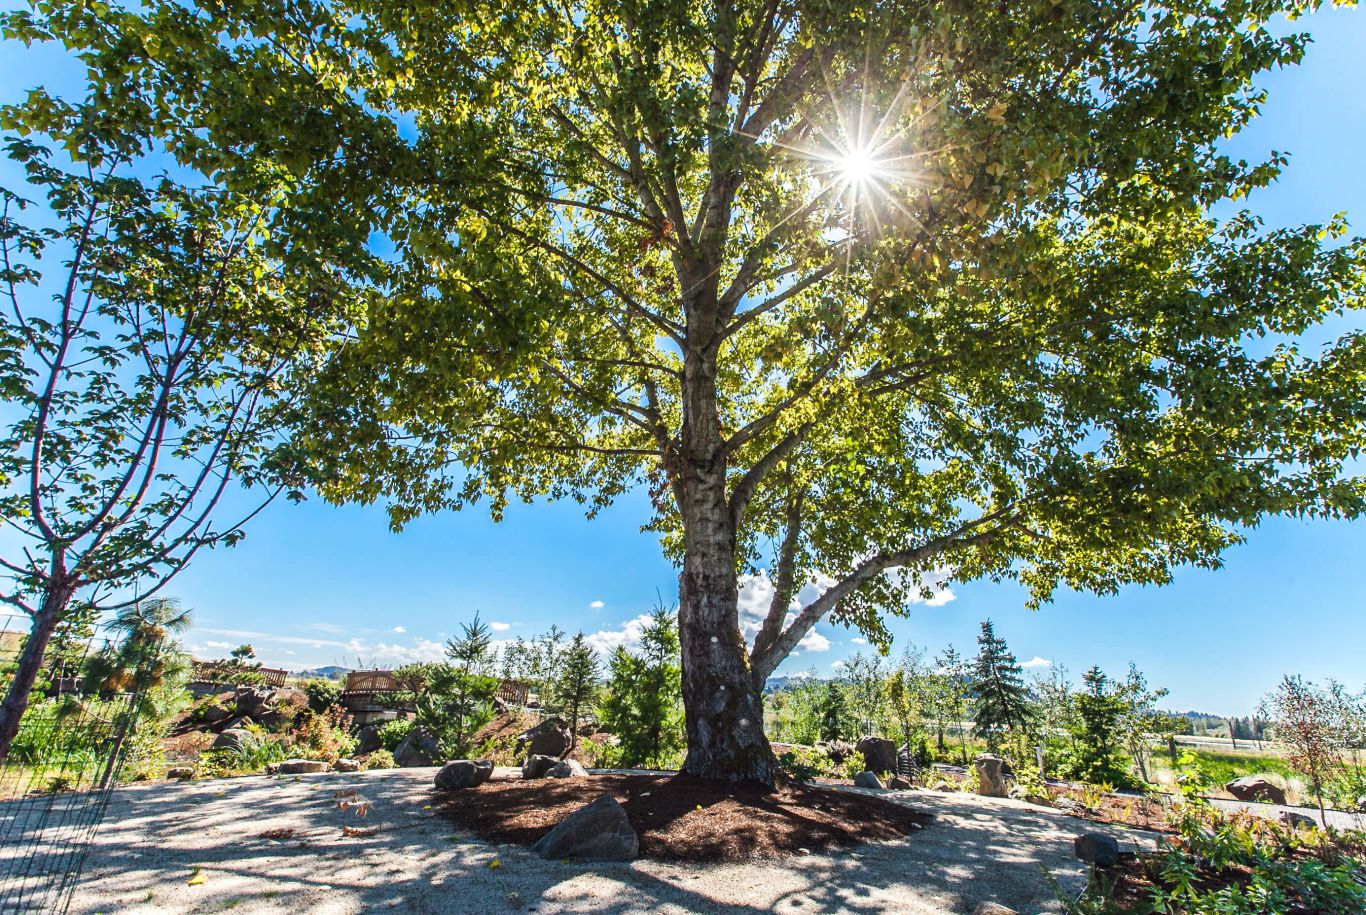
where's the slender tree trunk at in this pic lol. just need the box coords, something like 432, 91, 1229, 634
0, 586, 73, 760
675, 324, 775, 784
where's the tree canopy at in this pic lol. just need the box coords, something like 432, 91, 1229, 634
12, 0, 1364, 780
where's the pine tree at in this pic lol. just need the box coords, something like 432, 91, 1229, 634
597, 608, 684, 768
421, 616, 499, 757
554, 633, 600, 751
970, 620, 1032, 751
1066, 666, 1135, 786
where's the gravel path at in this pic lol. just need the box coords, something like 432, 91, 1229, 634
35, 768, 1157, 914
1205, 797, 1365, 831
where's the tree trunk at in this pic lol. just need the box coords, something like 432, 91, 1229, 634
675, 323, 776, 785
0, 588, 72, 761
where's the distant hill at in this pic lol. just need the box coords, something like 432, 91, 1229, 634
294, 665, 352, 680
764, 675, 824, 692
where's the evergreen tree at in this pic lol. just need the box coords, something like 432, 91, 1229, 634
816, 682, 851, 743
554, 633, 600, 751
597, 608, 684, 768
1065, 666, 1135, 787
970, 621, 1032, 751
421, 616, 499, 757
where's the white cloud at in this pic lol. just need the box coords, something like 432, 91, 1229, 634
851, 637, 867, 645
489, 621, 511, 632
798, 630, 831, 653
585, 614, 654, 657
304, 622, 347, 635
204, 640, 232, 650
391, 626, 407, 634
589, 600, 605, 609
1022, 656, 1052, 669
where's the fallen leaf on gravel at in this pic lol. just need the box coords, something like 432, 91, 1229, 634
260, 828, 296, 840
342, 826, 377, 837
489, 859, 501, 869
187, 874, 205, 886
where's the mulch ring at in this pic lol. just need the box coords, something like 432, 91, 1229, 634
431, 773, 933, 862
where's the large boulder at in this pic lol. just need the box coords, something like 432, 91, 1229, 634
271, 759, 329, 775
200, 704, 233, 725
211, 727, 255, 753
853, 771, 885, 789
522, 754, 559, 779
818, 739, 855, 765
393, 728, 442, 767
334, 758, 361, 773
1074, 832, 1120, 868
517, 719, 573, 759
435, 759, 494, 791
1225, 776, 1286, 805
235, 686, 276, 719
166, 766, 194, 780
549, 759, 589, 779
855, 736, 898, 775
889, 775, 912, 790
355, 725, 383, 756
974, 754, 1008, 797
532, 795, 638, 861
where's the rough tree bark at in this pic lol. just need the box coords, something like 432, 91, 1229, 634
0, 584, 74, 760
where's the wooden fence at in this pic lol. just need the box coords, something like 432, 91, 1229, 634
190, 661, 288, 688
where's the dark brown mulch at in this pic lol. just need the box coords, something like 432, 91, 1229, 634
432, 773, 932, 861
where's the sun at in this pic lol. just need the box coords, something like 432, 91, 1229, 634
836, 145, 882, 188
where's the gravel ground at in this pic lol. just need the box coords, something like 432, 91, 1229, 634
35, 768, 1158, 914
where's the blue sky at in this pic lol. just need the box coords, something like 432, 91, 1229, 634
2, 5, 1363, 716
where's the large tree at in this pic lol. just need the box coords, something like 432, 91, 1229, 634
37, 0, 1366, 783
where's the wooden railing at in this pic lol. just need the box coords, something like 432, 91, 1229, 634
191, 661, 288, 688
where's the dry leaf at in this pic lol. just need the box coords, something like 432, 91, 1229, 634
260, 827, 296, 840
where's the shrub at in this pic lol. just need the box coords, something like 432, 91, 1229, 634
361, 748, 396, 770
300, 678, 343, 714
777, 746, 833, 783
377, 719, 414, 751
287, 707, 356, 763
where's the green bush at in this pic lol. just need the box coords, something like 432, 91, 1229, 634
300, 677, 343, 714
377, 718, 414, 751
361, 748, 396, 770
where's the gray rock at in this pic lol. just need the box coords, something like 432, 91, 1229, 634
974, 754, 1008, 797
1225, 776, 1287, 805
931, 780, 954, 792
222, 715, 253, 732
211, 727, 255, 753
522, 754, 559, 779
854, 736, 898, 775
166, 766, 194, 780
818, 739, 855, 765
972, 903, 1019, 915
853, 771, 885, 789
889, 775, 912, 790
272, 759, 329, 775
200, 704, 233, 725
435, 759, 495, 790
549, 759, 588, 779
1357, 796, 1366, 813
235, 686, 276, 719
393, 728, 442, 768
517, 719, 573, 759
334, 758, 361, 773
1074, 832, 1120, 868
355, 724, 382, 756
1279, 811, 1318, 830
532, 794, 638, 861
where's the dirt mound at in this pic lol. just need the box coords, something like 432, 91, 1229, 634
433, 773, 931, 861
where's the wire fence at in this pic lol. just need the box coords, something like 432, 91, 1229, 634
0, 624, 162, 914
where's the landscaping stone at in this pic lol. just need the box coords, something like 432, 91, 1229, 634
1357, 796, 1366, 813
1225, 775, 1286, 805
211, 728, 254, 752
854, 771, 885, 789
972, 903, 1020, 915
517, 719, 573, 759
166, 766, 194, 780
235, 687, 276, 719
818, 739, 855, 765
355, 725, 382, 756
222, 715, 253, 732
974, 755, 1008, 797
334, 758, 361, 773
393, 728, 441, 767
855, 736, 898, 775
200, 704, 232, 725
1074, 832, 1120, 868
1279, 811, 1317, 830
434, 759, 494, 790
549, 759, 588, 779
532, 794, 638, 861
272, 759, 329, 775
889, 776, 912, 790
931, 781, 954, 792
522, 754, 559, 779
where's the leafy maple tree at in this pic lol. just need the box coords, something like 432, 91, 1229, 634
11, 0, 1365, 782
